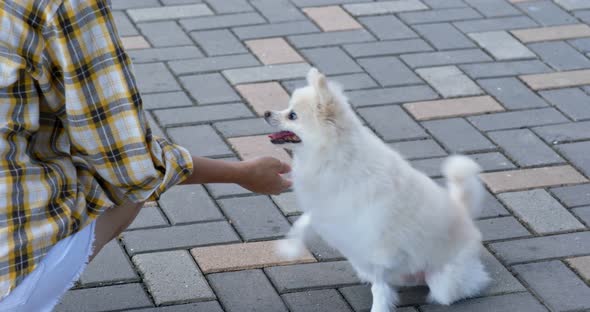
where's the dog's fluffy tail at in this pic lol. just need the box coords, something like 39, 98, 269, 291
442, 155, 484, 219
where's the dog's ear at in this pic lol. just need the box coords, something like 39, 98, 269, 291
307, 67, 332, 105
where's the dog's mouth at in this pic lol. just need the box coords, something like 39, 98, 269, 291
269, 131, 301, 144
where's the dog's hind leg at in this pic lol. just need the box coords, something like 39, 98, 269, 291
276, 213, 312, 260
370, 279, 397, 312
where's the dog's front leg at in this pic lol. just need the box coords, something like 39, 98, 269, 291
371, 276, 397, 312
276, 213, 312, 260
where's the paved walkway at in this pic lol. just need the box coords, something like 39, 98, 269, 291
55, 0, 590, 311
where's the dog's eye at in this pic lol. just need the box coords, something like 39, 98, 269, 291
288, 111, 297, 120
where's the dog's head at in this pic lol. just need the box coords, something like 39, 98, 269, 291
264, 68, 351, 147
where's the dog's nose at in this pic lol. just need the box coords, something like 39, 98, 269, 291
264, 111, 272, 118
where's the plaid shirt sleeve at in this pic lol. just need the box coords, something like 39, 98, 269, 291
45, 0, 193, 205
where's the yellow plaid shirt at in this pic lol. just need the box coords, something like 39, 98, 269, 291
0, 0, 193, 299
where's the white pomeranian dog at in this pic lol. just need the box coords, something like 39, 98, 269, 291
264, 68, 490, 312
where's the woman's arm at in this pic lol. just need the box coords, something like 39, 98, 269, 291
180, 156, 292, 195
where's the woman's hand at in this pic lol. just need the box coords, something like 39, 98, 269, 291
235, 157, 292, 195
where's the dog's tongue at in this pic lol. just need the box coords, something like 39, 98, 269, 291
269, 131, 301, 144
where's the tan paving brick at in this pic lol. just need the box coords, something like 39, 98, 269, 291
303, 6, 363, 32
245, 38, 304, 65
511, 24, 590, 43
228, 135, 292, 164
403, 96, 504, 120
520, 69, 590, 90
191, 240, 315, 273
480, 165, 588, 193
236, 82, 291, 116
121, 36, 150, 50
566, 256, 590, 282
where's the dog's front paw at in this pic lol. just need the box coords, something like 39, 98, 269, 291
276, 239, 305, 260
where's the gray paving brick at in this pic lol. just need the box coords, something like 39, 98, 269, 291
134, 63, 181, 93
358, 105, 427, 141
343, 0, 428, 16
533, 121, 590, 144
233, 21, 320, 40
411, 152, 514, 177
422, 118, 495, 153
214, 118, 274, 137
169, 54, 259, 75
138, 21, 192, 47
223, 63, 311, 84
55, 284, 152, 312
389, 139, 447, 160
454, 16, 538, 33
122, 221, 240, 255
499, 189, 583, 234
218, 195, 291, 241
205, 0, 253, 13
113, 11, 138, 36
529, 41, 590, 71
147, 111, 166, 138
575, 10, 590, 23
289, 29, 375, 48
488, 129, 563, 167
464, 0, 520, 17
569, 38, 590, 53
79, 240, 137, 286
190, 29, 247, 56
273, 192, 300, 216
306, 234, 344, 261
572, 206, 590, 225
489, 232, 590, 264
340, 285, 421, 312
111, 0, 160, 10
180, 73, 240, 104
557, 141, 590, 177
283, 289, 352, 312
158, 184, 223, 224
128, 206, 168, 230
282, 73, 378, 93
161, 0, 203, 4
358, 15, 417, 40
513, 261, 590, 312
468, 31, 535, 60
540, 88, 590, 121
480, 248, 526, 295
477, 77, 547, 109
401, 49, 492, 68
133, 301, 224, 312
251, 0, 306, 22
133, 250, 214, 305
359, 56, 421, 87
476, 216, 530, 242
550, 184, 590, 207
468, 108, 568, 131
292, 0, 372, 6
301, 47, 362, 75
414, 23, 476, 50
348, 85, 438, 106
480, 189, 511, 218
208, 270, 288, 312
399, 7, 482, 24
142, 91, 193, 110
460, 60, 552, 79
420, 293, 547, 312
416, 66, 483, 97
344, 39, 433, 58
423, 0, 467, 9
127, 4, 213, 23
155, 103, 252, 127
129, 46, 203, 63
516, 1, 577, 26
265, 261, 360, 293
557, 0, 590, 10
168, 125, 232, 157
180, 12, 265, 31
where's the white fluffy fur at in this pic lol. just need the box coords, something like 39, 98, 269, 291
267, 68, 490, 312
